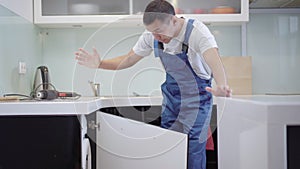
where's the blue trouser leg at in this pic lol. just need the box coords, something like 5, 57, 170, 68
188, 138, 207, 169
161, 84, 213, 169
161, 107, 210, 169
183, 102, 212, 169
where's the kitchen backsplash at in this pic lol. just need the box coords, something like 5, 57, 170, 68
0, 5, 42, 97
41, 24, 242, 96
1, 4, 299, 96
247, 13, 300, 94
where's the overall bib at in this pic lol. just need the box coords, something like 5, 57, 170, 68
154, 19, 213, 169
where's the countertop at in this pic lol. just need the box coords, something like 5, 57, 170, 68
1, 95, 299, 116
216, 95, 300, 106
215, 94, 300, 125
0, 96, 163, 116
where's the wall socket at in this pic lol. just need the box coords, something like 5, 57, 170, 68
18, 61, 26, 74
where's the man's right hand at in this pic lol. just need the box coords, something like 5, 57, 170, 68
75, 47, 101, 69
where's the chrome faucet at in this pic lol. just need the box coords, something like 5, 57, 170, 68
88, 81, 100, 97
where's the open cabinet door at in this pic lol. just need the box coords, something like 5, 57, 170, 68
96, 111, 188, 169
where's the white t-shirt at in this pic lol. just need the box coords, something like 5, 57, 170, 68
132, 18, 218, 80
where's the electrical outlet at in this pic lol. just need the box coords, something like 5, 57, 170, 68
19, 61, 26, 74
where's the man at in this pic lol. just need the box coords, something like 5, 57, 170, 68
75, 0, 231, 168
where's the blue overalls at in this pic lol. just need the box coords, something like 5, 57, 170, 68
154, 19, 213, 169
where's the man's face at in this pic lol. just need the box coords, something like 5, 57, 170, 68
145, 17, 176, 44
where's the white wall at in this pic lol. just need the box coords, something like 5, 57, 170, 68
247, 13, 300, 94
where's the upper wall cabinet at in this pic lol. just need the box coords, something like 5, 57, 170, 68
34, 0, 249, 28
0, 0, 33, 22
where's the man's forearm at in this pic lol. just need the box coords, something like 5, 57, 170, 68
99, 55, 129, 70
99, 50, 143, 70
203, 48, 228, 86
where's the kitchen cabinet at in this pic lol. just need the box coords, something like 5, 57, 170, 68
0, 115, 83, 169
0, 96, 188, 169
0, 97, 99, 169
216, 95, 300, 169
34, 0, 248, 28
0, 0, 33, 22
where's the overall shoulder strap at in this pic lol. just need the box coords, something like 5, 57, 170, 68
154, 40, 164, 58
182, 19, 195, 53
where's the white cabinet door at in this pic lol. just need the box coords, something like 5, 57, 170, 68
0, 0, 33, 22
39, 0, 129, 15
34, 0, 132, 27
181, 0, 248, 24
133, 0, 249, 23
96, 111, 188, 169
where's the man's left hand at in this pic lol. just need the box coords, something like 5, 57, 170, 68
205, 85, 232, 97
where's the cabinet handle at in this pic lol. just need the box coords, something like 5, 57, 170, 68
88, 120, 100, 131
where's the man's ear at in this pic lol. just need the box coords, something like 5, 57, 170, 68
171, 16, 177, 25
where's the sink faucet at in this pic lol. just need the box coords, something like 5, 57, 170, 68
89, 81, 100, 97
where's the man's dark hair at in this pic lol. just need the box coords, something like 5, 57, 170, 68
143, 0, 175, 25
